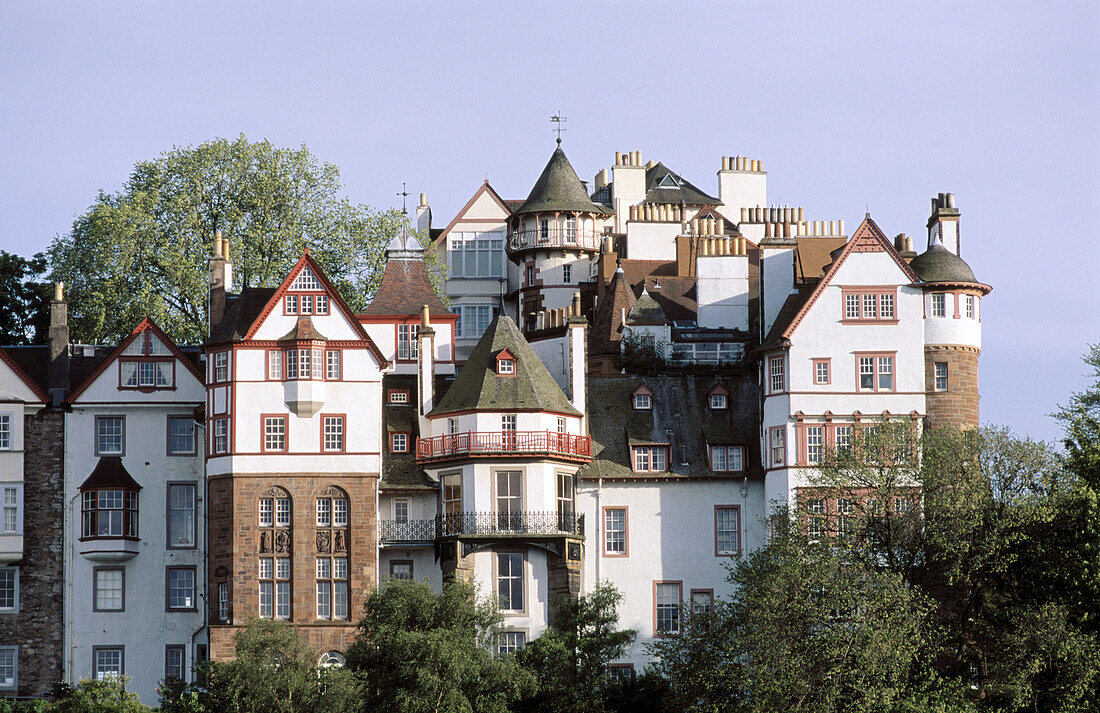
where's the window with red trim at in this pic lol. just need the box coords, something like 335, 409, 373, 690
856, 353, 895, 392
323, 416, 344, 452
842, 287, 897, 322
631, 446, 667, 473
768, 356, 785, 393
709, 445, 744, 472
632, 384, 653, 410
813, 358, 831, 385
495, 349, 515, 375
263, 417, 287, 453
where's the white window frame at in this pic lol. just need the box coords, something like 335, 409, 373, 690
95, 416, 124, 456
0, 646, 16, 691
769, 356, 785, 393
710, 393, 727, 410
0, 413, 10, 451
1, 485, 21, 535
0, 568, 18, 613
715, 507, 740, 555
603, 507, 627, 555
934, 362, 949, 392
655, 582, 682, 634
931, 293, 947, 318
496, 552, 525, 613
93, 646, 124, 681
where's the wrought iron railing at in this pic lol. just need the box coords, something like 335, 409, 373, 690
416, 431, 592, 461
378, 512, 585, 541
508, 227, 602, 253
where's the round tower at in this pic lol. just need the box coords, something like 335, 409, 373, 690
508, 143, 612, 333
910, 194, 991, 430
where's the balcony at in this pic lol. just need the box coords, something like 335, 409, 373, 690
379, 512, 585, 543
416, 431, 592, 463
507, 226, 602, 254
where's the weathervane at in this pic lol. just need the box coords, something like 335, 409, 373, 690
551, 113, 567, 145
397, 182, 409, 215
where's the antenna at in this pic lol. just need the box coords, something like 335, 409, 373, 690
551, 113, 567, 145
397, 182, 409, 215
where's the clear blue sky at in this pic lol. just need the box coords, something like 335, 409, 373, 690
1, 1, 1096, 442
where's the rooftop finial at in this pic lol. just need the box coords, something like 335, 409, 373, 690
397, 182, 409, 215
551, 113, 567, 145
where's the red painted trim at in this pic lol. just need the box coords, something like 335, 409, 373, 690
434, 181, 513, 244
714, 504, 742, 556
652, 580, 683, 635
853, 351, 898, 393
601, 506, 629, 557
320, 413, 346, 453
387, 389, 411, 405
0, 346, 47, 403
812, 358, 831, 385
260, 414, 288, 453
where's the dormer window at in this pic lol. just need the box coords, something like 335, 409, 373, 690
708, 385, 729, 410
632, 384, 653, 411
119, 332, 176, 390
496, 349, 516, 376
285, 267, 330, 315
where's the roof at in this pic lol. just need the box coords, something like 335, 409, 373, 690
590, 268, 636, 356
278, 316, 328, 341
578, 374, 761, 480
795, 236, 849, 283
431, 314, 581, 417
380, 374, 437, 491
361, 258, 450, 317
644, 162, 720, 206
909, 241, 981, 284
759, 289, 813, 350
209, 287, 276, 343
626, 288, 667, 324
514, 147, 612, 216
79, 456, 143, 491
0, 346, 48, 402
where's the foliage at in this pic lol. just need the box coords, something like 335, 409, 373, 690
0, 698, 48, 713
157, 619, 360, 713
47, 135, 407, 344
0, 250, 50, 344
618, 330, 666, 374
513, 583, 637, 713
46, 677, 152, 713
347, 579, 534, 713
600, 672, 673, 713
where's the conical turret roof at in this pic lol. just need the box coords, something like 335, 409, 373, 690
909, 238, 980, 285
514, 147, 611, 216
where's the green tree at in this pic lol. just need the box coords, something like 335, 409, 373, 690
48, 135, 406, 344
514, 583, 637, 713
0, 250, 49, 344
346, 579, 534, 713
47, 677, 152, 713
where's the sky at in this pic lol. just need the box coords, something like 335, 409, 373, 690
1, 1, 1096, 443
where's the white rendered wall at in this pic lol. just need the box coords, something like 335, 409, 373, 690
611, 165, 646, 232
471, 547, 551, 641
696, 255, 750, 330
717, 169, 766, 218
760, 246, 795, 337
924, 292, 982, 348
624, 221, 680, 261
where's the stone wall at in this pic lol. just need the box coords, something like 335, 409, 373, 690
0, 410, 65, 697
924, 345, 980, 430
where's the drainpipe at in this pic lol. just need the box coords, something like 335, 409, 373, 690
190, 420, 208, 673
64, 489, 81, 685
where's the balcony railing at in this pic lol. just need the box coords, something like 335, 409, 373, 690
508, 227, 602, 253
378, 512, 584, 542
416, 431, 592, 462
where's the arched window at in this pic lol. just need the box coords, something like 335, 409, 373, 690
318, 651, 346, 668
258, 486, 292, 619
315, 486, 350, 620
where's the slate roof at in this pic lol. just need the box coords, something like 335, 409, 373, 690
79, 456, 143, 491
759, 289, 813, 351
590, 268, 635, 357
209, 288, 276, 343
514, 147, 612, 216
578, 374, 761, 479
380, 374, 438, 491
644, 162, 720, 206
361, 258, 450, 317
626, 288, 667, 324
909, 241, 981, 284
431, 314, 581, 416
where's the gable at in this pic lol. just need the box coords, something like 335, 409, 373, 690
0, 348, 45, 403
437, 183, 512, 244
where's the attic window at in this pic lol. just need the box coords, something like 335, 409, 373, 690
496, 349, 515, 376
632, 385, 653, 411
657, 173, 681, 189
290, 267, 322, 291
710, 393, 727, 410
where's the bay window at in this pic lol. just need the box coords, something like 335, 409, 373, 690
82, 489, 138, 539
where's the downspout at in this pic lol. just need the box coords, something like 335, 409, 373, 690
65, 490, 80, 685
189, 420, 208, 673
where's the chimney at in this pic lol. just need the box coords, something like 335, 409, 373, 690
927, 192, 961, 255
417, 305, 436, 433
566, 293, 587, 433
48, 282, 69, 407
416, 193, 432, 235
209, 231, 229, 331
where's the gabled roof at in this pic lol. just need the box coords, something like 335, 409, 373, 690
433, 182, 513, 245
209, 288, 276, 343
361, 226, 450, 318
0, 346, 48, 403
644, 162, 720, 206
68, 318, 205, 403
773, 217, 918, 344
590, 268, 636, 357
514, 147, 612, 216
431, 315, 581, 417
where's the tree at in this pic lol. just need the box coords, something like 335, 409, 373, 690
346, 579, 535, 713
47, 135, 408, 344
514, 583, 637, 713
158, 618, 360, 713
0, 250, 49, 344
47, 677, 152, 713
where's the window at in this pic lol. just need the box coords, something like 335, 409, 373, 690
258, 496, 291, 527
263, 417, 287, 452
442, 473, 462, 532
166, 567, 196, 610
931, 293, 946, 318
448, 418, 459, 435
0, 414, 9, 450
498, 631, 526, 655
557, 417, 566, 434
82, 489, 138, 538
857, 354, 895, 392
564, 217, 577, 242
497, 552, 524, 612
562, 264, 571, 283
1, 486, 19, 534
842, 288, 898, 321
316, 557, 348, 620
632, 446, 668, 473
93, 647, 123, 680
496, 471, 522, 530
325, 350, 341, 380
448, 232, 504, 278
316, 499, 331, 527
768, 356, 785, 393
315, 496, 348, 527
606, 664, 635, 685
276, 497, 291, 527
710, 393, 727, 409
0, 646, 15, 690
217, 582, 229, 622
655, 582, 682, 634
165, 645, 185, 681
813, 359, 831, 385
770, 427, 786, 466
603, 507, 627, 556
94, 568, 124, 611
389, 560, 413, 580
212, 418, 228, 454
556, 472, 574, 529
390, 432, 409, 453
0, 569, 17, 612
690, 590, 714, 613
502, 414, 517, 432
895, 497, 912, 515
965, 295, 976, 319
95, 416, 124, 456
323, 416, 345, 452
539, 220, 549, 240
285, 347, 324, 380
525, 266, 535, 286
709, 445, 744, 472
497, 357, 514, 374
167, 417, 196, 456
290, 267, 322, 291
805, 425, 824, 464
259, 557, 291, 619
715, 506, 740, 555
167, 484, 196, 548
285, 295, 299, 315
835, 425, 852, 454
300, 295, 314, 315
934, 362, 949, 391
452, 304, 496, 339
213, 352, 228, 382
398, 324, 419, 360
388, 390, 410, 404
633, 392, 651, 410
392, 498, 409, 523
